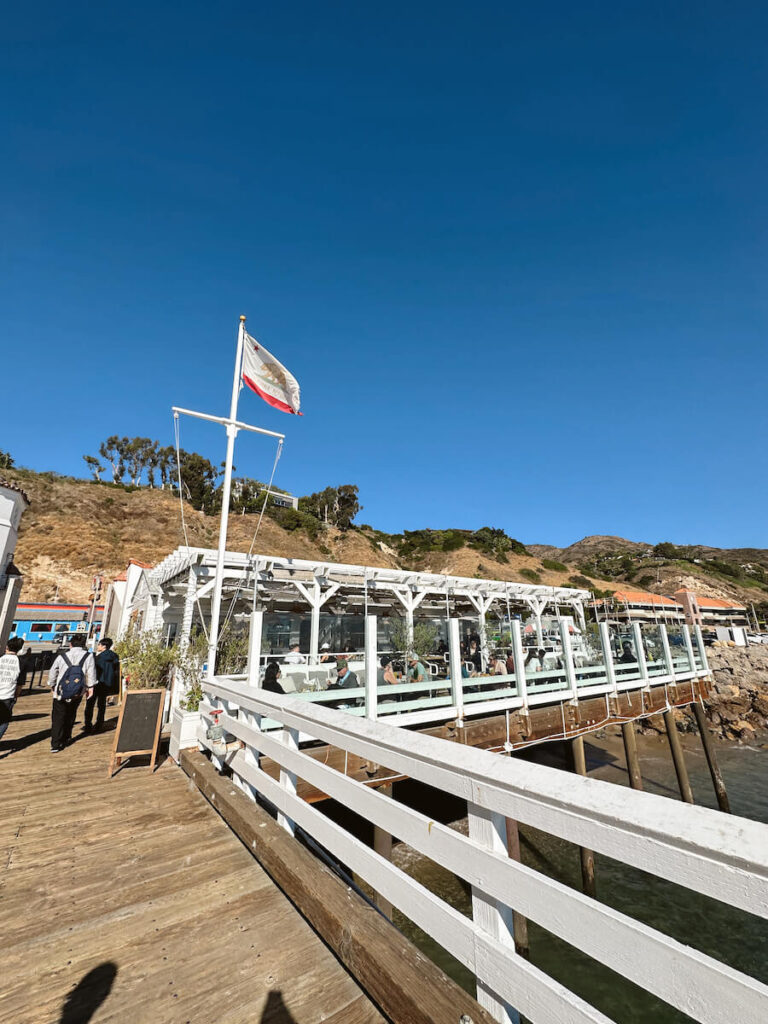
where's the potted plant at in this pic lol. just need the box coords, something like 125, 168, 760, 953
169, 631, 207, 762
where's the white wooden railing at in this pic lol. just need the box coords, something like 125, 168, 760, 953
196, 676, 768, 1024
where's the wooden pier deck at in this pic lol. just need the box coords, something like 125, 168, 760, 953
0, 689, 385, 1024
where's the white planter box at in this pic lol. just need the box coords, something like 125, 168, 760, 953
170, 707, 202, 763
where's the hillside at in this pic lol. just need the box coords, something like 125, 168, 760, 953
6, 467, 767, 610
6, 468, 615, 602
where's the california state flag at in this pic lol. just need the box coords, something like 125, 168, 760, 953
241, 332, 302, 415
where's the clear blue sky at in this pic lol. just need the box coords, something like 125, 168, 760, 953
2, 3, 767, 548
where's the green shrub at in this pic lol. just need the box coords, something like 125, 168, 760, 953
569, 574, 593, 589
519, 568, 541, 583
541, 558, 567, 572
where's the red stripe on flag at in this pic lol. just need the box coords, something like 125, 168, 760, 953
243, 374, 303, 415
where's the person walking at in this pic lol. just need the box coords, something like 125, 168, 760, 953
0, 636, 25, 750
84, 637, 120, 733
48, 634, 96, 752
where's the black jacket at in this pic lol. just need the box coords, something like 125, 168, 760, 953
95, 649, 120, 690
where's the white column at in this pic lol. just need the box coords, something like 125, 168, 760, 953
247, 607, 264, 687
682, 625, 697, 675
559, 620, 577, 698
365, 614, 378, 720
178, 568, 197, 652
467, 802, 520, 1024
659, 624, 676, 682
448, 618, 464, 722
599, 622, 617, 694
631, 622, 650, 688
511, 620, 528, 711
309, 582, 321, 665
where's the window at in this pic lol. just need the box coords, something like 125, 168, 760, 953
31, 622, 53, 632
55, 623, 69, 633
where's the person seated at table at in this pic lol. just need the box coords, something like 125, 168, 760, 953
408, 654, 428, 685
262, 662, 285, 693
466, 640, 482, 673
319, 642, 332, 663
283, 643, 306, 665
378, 655, 398, 687
524, 648, 545, 672
505, 652, 515, 675
329, 658, 358, 689
491, 654, 507, 675
619, 642, 635, 664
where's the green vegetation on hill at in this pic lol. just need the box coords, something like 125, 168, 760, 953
370, 527, 528, 565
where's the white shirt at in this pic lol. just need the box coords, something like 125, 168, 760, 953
283, 651, 306, 664
0, 653, 20, 700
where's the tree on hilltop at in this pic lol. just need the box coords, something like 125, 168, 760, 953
0, 450, 14, 469
83, 455, 105, 481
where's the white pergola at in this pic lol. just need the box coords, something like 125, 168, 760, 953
130, 545, 591, 664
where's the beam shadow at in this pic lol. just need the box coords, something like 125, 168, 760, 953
260, 990, 298, 1022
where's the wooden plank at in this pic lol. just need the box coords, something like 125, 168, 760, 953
181, 747, 499, 1024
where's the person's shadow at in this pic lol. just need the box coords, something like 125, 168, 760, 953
260, 990, 298, 1022
59, 962, 117, 1023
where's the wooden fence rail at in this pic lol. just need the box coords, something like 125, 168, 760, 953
196, 677, 768, 1024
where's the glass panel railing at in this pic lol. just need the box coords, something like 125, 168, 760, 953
691, 631, 706, 672
640, 625, 668, 678
665, 627, 693, 674
572, 630, 610, 689
611, 631, 642, 684
522, 643, 569, 694
461, 650, 519, 705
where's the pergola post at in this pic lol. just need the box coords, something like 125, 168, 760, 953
448, 618, 464, 723
247, 607, 264, 687
310, 581, 321, 665
365, 614, 378, 720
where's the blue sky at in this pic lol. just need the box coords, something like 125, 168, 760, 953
2, 3, 767, 547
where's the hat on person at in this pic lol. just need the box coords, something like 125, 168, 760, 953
336, 658, 348, 671
321, 642, 330, 650
408, 654, 419, 663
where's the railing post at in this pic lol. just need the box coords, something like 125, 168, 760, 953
365, 614, 378, 720
511, 620, 528, 711
278, 725, 299, 835
631, 622, 649, 689
247, 607, 264, 687
659, 624, 675, 682
448, 618, 464, 723
682, 625, 697, 675
694, 625, 710, 674
559, 621, 577, 698
467, 802, 520, 1024
599, 622, 617, 695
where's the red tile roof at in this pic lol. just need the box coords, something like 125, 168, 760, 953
612, 590, 681, 607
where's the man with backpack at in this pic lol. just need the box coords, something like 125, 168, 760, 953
47, 634, 96, 752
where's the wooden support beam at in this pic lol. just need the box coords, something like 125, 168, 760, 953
504, 816, 530, 959
569, 736, 597, 899
621, 722, 643, 791
181, 749, 496, 1024
663, 709, 694, 805
373, 783, 394, 919
692, 702, 731, 814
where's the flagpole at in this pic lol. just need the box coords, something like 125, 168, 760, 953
207, 314, 246, 679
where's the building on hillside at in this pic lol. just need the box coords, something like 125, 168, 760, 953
230, 480, 299, 511
591, 589, 684, 625
11, 602, 104, 647
121, 545, 592, 664
0, 478, 30, 649
101, 559, 153, 641
674, 589, 749, 629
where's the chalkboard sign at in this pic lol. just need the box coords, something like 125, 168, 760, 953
108, 688, 165, 777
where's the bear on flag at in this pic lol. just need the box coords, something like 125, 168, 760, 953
241, 332, 302, 415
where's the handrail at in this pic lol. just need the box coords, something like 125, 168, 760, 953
198, 679, 768, 1024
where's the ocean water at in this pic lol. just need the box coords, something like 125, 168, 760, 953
389, 739, 768, 1023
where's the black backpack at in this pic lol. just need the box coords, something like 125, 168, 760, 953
58, 652, 89, 701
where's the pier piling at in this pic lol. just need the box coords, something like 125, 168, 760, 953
663, 710, 694, 804
692, 702, 731, 813
569, 736, 597, 898
621, 722, 643, 790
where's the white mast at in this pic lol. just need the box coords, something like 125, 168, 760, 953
172, 315, 286, 681
206, 314, 247, 677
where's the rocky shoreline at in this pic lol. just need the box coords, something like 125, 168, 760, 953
637, 645, 768, 743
